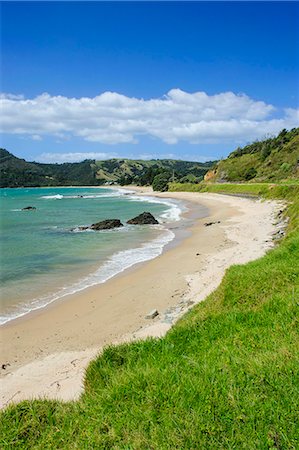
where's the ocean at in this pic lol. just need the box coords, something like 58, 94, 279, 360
0, 187, 184, 325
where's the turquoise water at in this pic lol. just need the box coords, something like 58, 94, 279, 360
0, 187, 182, 324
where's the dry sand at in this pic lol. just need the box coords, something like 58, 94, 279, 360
0, 188, 284, 409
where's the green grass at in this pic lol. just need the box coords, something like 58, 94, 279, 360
209, 128, 299, 183
1, 184, 299, 449
170, 181, 299, 197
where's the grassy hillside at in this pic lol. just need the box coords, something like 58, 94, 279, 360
0, 149, 214, 188
170, 181, 299, 197
93, 158, 213, 185
1, 183, 298, 448
205, 128, 299, 183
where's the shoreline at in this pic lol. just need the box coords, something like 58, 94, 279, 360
0, 187, 191, 326
0, 188, 283, 409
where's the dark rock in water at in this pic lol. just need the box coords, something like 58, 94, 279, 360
90, 219, 123, 230
22, 206, 36, 211
75, 219, 123, 231
127, 212, 159, 225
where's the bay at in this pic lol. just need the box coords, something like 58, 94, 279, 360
0, 187, 182, 324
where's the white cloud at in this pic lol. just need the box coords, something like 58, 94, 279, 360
36, 152, 119, 163
31, 134, 42, 141
36, 151, 183, 163
0, 93, 24, 100
137, 152, 176, 160
0, 89, 297, 145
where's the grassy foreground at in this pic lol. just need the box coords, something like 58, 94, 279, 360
1, 184, 299, 449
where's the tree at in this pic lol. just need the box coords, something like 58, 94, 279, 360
179, 174, 199, 184
118, 175, 133, 186
261, 144, 271, 161
243, 167, 257, 181
139, 167, 156, 186
152, 172, 171, 191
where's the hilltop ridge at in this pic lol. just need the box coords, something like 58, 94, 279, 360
0, 149, 214, 188
2, 128, 298, 189
204, 127, 299, 183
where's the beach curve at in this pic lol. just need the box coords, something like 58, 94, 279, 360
0, 188, 284, 409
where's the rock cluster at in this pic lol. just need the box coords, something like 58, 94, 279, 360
78, 219, 123, 231
74, 212, 159, 232
127, 212, 159, 225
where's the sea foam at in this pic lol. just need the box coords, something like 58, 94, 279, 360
127, 194, 184, 222
1, 187, 184, 325
40, 191, 121, 200
0, 228, 175, 325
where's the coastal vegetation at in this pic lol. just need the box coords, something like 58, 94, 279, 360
0, 149, 213, 188
1, 186, 298, 446
0, 149, 97, 188
1, 128, 297, 190
204, 127, 299, 183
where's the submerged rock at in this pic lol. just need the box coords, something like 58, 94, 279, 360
77, 219, 123, 231
127, 212, 159, 225
22, 206, 36, 211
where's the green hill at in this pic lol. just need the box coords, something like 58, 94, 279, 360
0, 149, 96, 187
0, 149, 214, 188
205, 128, 299, 183
93, 158, 214, 185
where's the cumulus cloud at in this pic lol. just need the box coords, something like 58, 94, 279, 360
35, 151, 185, 163
0, 89, 298, 145
0, 93, 24, 100
36, 152, 119, 163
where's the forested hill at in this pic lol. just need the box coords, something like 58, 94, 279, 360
0, 149, 215, 188
204, 128, 299, 183
0, 149, 97, 188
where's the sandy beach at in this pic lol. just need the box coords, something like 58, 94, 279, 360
0, 188, 284, 409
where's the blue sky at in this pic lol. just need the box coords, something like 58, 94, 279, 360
1, 1, 298, 163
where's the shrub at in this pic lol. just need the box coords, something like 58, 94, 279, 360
152, 172, 171, 191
